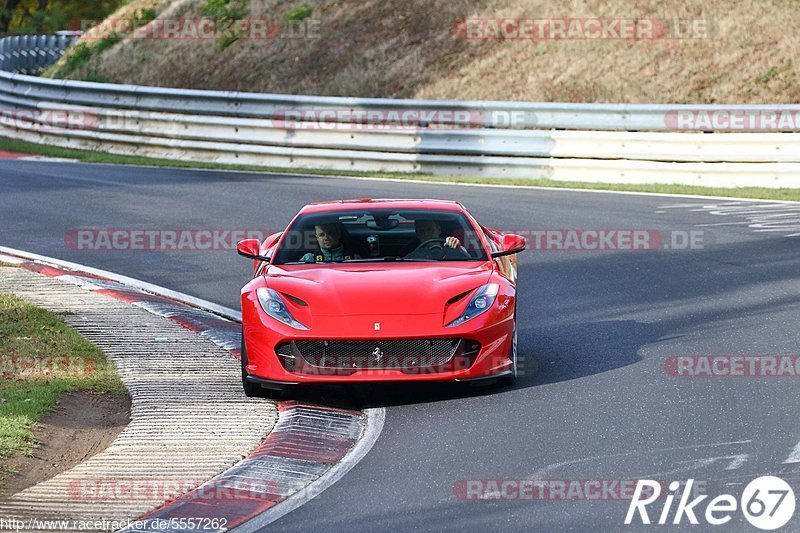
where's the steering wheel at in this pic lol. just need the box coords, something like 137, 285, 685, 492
407, 238, 447, 260
414, 238, 447, 252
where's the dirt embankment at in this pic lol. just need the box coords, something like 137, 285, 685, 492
2, 392, 130, 497
45, 0, 800, 103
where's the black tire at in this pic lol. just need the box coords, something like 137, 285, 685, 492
467, 310, 518, 389
497, 316, 518, 387
241, 329, 288, 400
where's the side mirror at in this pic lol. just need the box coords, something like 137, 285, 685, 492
237, 239, 270, 262
491, 234, 526, 258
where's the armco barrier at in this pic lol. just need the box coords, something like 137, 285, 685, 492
1, 34, 800, 187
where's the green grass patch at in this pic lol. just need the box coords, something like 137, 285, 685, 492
0, 136, 798, 202
284, 3, 313, 22
0, 294, 125, 464
202, 0, 246, 19
202, 0, 249, 49
60, 42, 93, 73
756, 67, 779, 85
139, 7, 157, 22
43, 7, 157, 79
94, 36, 120, 55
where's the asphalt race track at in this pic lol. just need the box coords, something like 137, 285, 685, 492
3, 161, 800, 531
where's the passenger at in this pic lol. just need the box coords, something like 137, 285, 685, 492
301, 223, 361, 262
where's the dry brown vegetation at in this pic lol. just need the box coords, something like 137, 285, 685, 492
44, 0, 800, 103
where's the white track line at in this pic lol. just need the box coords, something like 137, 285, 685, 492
783, 442, 800, 464
13, 158, 800, 204
0, 245, 240, 321
333, 175, 800, 204
234, 407, 386, 531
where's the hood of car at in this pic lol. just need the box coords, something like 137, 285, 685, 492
264, 262, 494, 316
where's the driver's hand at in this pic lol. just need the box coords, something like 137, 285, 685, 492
445, 236, 461, 248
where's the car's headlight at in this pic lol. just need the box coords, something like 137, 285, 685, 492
256, 287, 309, 330
446, 283, 499, 327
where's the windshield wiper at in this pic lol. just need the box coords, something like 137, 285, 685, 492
280, 257, 440, 265
340, 257, 437, 263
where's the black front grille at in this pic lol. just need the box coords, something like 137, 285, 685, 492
276, 338, 479, 371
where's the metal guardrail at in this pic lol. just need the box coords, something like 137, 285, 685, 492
3, 100, 800, 163
0, 34, 799, 188
4, 68, 800, 131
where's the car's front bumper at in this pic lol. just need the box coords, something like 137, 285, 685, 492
242, 292, 515, 384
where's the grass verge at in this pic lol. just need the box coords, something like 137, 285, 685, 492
0, 292, 126, 472
1, 136, 799, 202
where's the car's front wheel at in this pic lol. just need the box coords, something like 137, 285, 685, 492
499, 314, 518, 387
468, 310, 517, 389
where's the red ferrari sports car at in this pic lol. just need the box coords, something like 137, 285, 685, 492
237, 199, 525, 397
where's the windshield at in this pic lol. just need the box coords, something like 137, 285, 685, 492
272, 208, 488, 264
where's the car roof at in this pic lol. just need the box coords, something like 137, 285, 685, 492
300, 199, 466, 214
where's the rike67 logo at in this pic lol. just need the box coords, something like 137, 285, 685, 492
625, 477, 796, 530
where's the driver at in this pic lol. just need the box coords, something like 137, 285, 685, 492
300, 223, 360, 262
415, 220, 462, 249
406, 219, 469, 258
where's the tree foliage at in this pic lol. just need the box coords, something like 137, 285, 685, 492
0, 0, 124, 34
